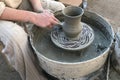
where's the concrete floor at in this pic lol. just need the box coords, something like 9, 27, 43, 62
0, 0, 120, 80
87, 0, 120, 32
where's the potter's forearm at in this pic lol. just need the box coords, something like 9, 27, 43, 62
0, 7, 35, 23
29, 0, 43, 12
0, 7, 59, 28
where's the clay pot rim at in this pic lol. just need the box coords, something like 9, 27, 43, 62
62, 6, 84, 18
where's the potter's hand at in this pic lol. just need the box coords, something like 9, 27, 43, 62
31, 11, 59, 28
36, 9, 53, 13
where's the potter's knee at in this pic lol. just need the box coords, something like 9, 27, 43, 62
56, 1, 65, 9
0, 20, 27, 40
41, 0, 65, 12
50, 1, 65, 12
0, 20, 15, 35
0, 20, 16, 30
56, 2, 65, 10
0, 20, 25, 32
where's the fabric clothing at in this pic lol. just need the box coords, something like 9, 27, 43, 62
4, 0, 22, 8
111, 32, 120, 74
0, 2, 5, 16
0, 20, 47, 80
0, 0, 22, 8
0, 0, 65, 80
0, 0, 22, 16
40, 0, 65, 12
0, 0, 65, 16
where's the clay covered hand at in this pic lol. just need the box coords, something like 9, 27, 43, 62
31, 11, 59, 28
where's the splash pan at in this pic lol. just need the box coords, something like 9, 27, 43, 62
29, 11, 114, 79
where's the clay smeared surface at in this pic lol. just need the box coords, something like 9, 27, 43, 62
33, 24, 110, 62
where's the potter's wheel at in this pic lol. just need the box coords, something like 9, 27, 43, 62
29, 10, 114, 79
51, 22, 94, 51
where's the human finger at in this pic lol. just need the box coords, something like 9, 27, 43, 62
50, 15, 59, 22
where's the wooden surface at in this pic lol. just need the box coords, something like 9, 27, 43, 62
59, 0, 82, 6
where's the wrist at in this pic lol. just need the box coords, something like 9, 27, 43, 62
34, 7, 43, 13
29, 0, 43, 12
28, 12, 37, 24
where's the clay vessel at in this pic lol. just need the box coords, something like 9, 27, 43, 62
62, 6, 84, 40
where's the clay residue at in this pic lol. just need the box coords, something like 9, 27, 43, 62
32, 25, 111, 62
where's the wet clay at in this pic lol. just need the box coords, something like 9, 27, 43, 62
51, 22, 94, 51
31, 11, 113, 63
32, 25, 110, 63
51, 6, 94, 51
30, 11, 114, 79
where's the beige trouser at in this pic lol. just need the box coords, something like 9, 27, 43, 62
0, 0, 65, 80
